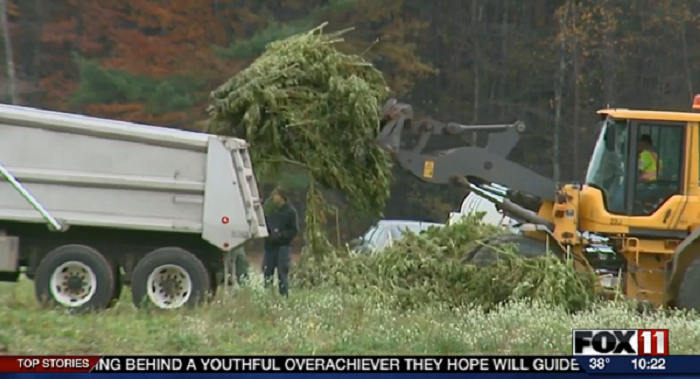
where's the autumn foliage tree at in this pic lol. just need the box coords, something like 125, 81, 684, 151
7, 0, 700, 229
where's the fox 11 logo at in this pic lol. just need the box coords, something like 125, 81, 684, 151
572, 329, 669, 356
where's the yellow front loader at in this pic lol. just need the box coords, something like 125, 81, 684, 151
378, 97, 700, 311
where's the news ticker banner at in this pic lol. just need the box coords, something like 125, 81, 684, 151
0, 355, 695, 374
0, 329, 676, 375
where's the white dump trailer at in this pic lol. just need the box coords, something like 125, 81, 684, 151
0, 104, 267, 310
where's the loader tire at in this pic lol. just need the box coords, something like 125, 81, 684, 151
34, 244, 115, 312
464, 234, 552, 267
675, 254, 700, 312
131, 247, 211, 310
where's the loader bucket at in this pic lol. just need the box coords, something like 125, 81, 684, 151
375, 98, 557, 202
377, 98, 527, 157
377, 99, 415, 155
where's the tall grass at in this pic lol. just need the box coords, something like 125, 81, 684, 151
1, 275, 698, 355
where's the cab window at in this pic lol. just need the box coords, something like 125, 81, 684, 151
585, 118, 630, 215
631, 122, 685, 216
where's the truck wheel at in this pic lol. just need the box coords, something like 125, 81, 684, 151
464, 234, 551, 267
131, 247, 211, 309
675, 254, 700, 312
34, 244, 115, 311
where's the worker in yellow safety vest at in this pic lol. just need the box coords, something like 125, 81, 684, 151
637, 134, 659, 182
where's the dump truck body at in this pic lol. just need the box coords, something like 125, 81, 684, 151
0, 104, 267, 246
0, 104, 268, 310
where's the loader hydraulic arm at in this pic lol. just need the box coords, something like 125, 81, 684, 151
377, 99, 556, 202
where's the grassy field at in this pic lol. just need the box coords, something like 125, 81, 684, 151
1, 273, 700, 355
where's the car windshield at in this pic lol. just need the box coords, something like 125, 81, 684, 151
379, 223, 441, 248
389, 223, 436, 240
362, 226, 379, 241
585, 118, 629, 195
360, 222, 442, 251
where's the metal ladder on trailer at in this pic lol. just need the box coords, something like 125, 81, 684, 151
219, 138, 267, 296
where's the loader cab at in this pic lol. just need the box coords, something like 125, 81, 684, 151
585, 113, 687, 217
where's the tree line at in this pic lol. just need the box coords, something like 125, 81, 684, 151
2, 0, 699, 232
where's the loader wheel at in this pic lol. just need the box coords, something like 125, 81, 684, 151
34, 244, 115, 312
464, 234, 554, 267
131, 247, 211, 310
675, 254, 700, 312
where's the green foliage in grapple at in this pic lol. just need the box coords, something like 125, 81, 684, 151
207, 24, 392, 254
293, 215, 598, 313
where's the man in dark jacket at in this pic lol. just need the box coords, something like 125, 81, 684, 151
263, 187, 299, 297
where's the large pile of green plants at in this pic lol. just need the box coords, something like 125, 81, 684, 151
293, 215, 599, 312
206, 23, 392, 254
204, 23, 597, 312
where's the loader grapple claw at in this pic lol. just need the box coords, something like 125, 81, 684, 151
376, 99, 556, 201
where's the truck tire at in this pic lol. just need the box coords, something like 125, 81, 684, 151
131, 247, 211, 309
34, 244, 115, 312
464, 234, 550, 267
675, 254, 700, 312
